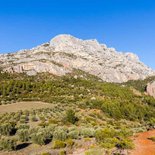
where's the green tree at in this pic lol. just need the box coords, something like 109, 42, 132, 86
65, 109, 78, 124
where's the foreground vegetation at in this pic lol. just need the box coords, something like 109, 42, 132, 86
0, 70, 155, 154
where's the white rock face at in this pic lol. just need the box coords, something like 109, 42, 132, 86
0, 34, 155, 83
146, 81, 155, 98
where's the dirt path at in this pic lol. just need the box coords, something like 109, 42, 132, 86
130, 130, 155, 155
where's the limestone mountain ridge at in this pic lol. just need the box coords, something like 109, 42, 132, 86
0, 34, 154, 83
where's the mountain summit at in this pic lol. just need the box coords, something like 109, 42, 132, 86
0, 34, 154, 83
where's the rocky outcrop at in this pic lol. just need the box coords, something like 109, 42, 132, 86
0, 34, 155, 83
146, 81, 155, 98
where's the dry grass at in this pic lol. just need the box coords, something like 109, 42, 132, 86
0, 101, 53, 114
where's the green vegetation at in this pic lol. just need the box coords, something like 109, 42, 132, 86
52, 140, 66, 149
148, 136, 155, 142
125, 76, 155, 92
0, 137, 17, 151
65, 109, 78, 124
95, 127, 133, 149
0, 71, 155, 153
85, 148, 103, 155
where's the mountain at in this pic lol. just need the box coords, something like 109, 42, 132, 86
0, 34, 154, 83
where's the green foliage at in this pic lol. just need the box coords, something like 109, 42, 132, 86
65, 109, 78, 124
80, 128, 95, 138
31, 133, 46, 145
17, 129, 29, 142
0, 123, 16, 136
95, 127, 133, 149
85, 148, 103, 155
68, 130, 79, 139
148, 137, 155, 142
0, 72, 155, 151
116, 139, 134, 149
0, 137, 17, 151
125, 76, 155, 92
65, 139, 74, 148
41, 152, 51, 155
18, 124, 30, 130
52, 140, 66, 149
101, 98, 155, 121
59, 150, 66, 155
53, 128, 68, 141
30, 128, 52, 146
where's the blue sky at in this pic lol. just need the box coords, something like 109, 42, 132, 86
0, 0, 155, 69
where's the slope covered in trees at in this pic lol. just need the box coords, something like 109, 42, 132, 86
0, 71, 155, 154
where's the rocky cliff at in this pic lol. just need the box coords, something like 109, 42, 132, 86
0, 34, 155, 83
147, 81, 155, 98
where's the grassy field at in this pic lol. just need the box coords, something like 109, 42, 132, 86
0, 101, 53, 114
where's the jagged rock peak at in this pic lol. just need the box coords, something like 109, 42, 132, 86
50, 34, 102, 53
0, 34, 155, 83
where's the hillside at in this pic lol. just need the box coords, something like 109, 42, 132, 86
0, 35, 155, 154
0, 71, 155, 154
0, 34, 155, 83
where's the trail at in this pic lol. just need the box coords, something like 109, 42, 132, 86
130, 130, 155, 155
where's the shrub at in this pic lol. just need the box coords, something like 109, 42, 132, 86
65, 109, 78, 124
100, 138, 118, 149
95, 128, 116, 143
59, 150, 66, 155
30, 115, 38, 122
41, 152, 51, 155
17, 129, 29, 142
53, 128, 67, 141
116, 139, 134, 149
30, 127, 52, 145
46, 124, 57, 135
80, 128, 95, 138
18, 124, 30, 130
31, 132, 47, 145
68, 130, 79, 139
65, 139, 74, 148
0, 137, 17, 151
0, 123, 16, 136
148, 137, 155, 142
52, 140, 66, 149
85, 148, 103, 155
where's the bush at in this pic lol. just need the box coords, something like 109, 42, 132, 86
85, 148, 103, 155
0, 137, 17, 151
53, 128, 67, 141
59, 150, 66, 155
30, 115, 38, 122
148, 137, 155, 142
80, 128, 95, 138
116, 139, 134, 149
65, 139, 74, 148
68, 130, 79, 139
41, 152, 51, 155
65, 109, 78, 124
17, 129, 29, 142
31, 131, 49, 145
0, 123, 16, 136
17, 124, 30, 130
95, 128, 116, 143
30, 128, 52, 145
52, 140, 66, 149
